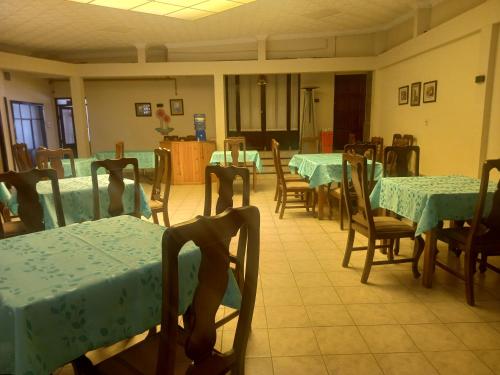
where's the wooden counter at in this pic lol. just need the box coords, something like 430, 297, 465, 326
160, 140, 215, 184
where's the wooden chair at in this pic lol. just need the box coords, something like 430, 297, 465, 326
91, 158, 141, 220
115, 141, 125, 159
0, 169, 65, 235
271, 139, 304, 202
436, 159, 500, 305
95, 206, 260, 375
341, 152, 424, 283
150, 148, 172, 227
272, 139, 314, 219
383, 146, 420, 177
0, 202, 26, 238
36, 147, 76, 178
370, 136, 384, 162
12, 143, 34, 171
328, 143, 377, 230
223, 137, 256, 191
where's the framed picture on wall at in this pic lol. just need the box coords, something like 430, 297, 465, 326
170, 99, 184, 116
398, 85, 409, 105
410, 82, 421, 106
423, 80, 438, 103
135, 102, 152, 117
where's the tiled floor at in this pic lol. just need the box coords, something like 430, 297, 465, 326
57, 175, 500, 374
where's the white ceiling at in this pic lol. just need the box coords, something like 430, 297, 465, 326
0, 0, 432, 58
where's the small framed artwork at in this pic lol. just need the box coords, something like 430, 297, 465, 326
170, 99, 184, 116
135, 102, 152, 117
398, 85, 409, 105
410, 82, 421, 106
423, 80, 438, 103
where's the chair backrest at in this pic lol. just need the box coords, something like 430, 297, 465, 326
344, 143, 377, 189
392, 134, 414, 147
468, 159, 500, 246
90, 158, 140, 220
151, 148, 172, 226
12, 143, 33, 171
204, 165, 250, 217
383, 145, 420, 177
36, 147, 75, 178
0, 169, 65, 233
158, 206, 260, 375
370, 136, 384, 162
271, 139, 287, 187
115, 141, 125, 159
342, 152, 375, 233
224, 137, 247, 167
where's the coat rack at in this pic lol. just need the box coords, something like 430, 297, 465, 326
299, 86, 319, 153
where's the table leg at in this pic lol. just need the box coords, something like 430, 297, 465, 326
318, 185, 326, 220
253, 163, 256, 192
422, 229, 437, 288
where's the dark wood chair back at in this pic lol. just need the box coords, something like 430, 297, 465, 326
151, 148, 172, 226
342, 152, 375, 234
383, 146, 420, 177
12, 143, 33, 171
204, 165, 250, 216
158, 205, 260, 375
90, 158, 140, 220
392, 134, 414, 147
370, 137, 384, 162
272, 139, 286, 186
344, 143, 377, 190
36, 147, 75, 178
0, 169, 65, 233
224, 137, 247, 168
115, 141, 125, 159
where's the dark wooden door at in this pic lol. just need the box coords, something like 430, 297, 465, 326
333, 74, 367, 150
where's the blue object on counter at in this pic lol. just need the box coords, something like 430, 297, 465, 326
194, 113, 206, 141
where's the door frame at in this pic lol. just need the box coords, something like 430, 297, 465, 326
55, 97, 78, 157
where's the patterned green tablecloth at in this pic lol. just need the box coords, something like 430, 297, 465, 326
0, 215, 241, 375
1, 175, 151, 229
288, 153, 383, 188
94, 151, 155, 169
62, 157, 107, 177
209, 150, 263, 172
370, 176, 495, 236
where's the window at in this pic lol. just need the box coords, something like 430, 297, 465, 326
11, 101, 47, 151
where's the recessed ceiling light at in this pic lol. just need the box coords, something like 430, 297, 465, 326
67, 0, 255, 19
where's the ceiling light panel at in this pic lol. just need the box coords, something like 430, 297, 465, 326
68, 0, 255, 19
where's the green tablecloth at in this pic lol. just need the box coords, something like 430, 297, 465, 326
0, 215, 241, 375
370, 176, 495, 236
209, 150, 263, 172
288, 153, 383, 188
94, 151, 155, 169
62, 157, 107, 177
2, 175, 152, 229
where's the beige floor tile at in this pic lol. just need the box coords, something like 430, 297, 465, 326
268, 327, 320, 356
472, 301, 500, 322
289, 259, 323, 273
358, 325, 418, 353
474, 350, 500, 374
424, 350, 494, 375
222, 306, 267, 330
335, 286, 381, 304
324, 354, 383, 375
327, 271, 364, 287
272, 356, 328, 375
261, 273, 297, 289
306, 305, 354, 326
222, 328, 270, 358
266, 305, 310, 328
313, 326, 369, 354
299, 286, 342, 305
285, 250, 317, 261
447, 323, 500, 350
374, 353, 438, 375
318, 258, 347, 272
403, 323, 466, 351
259, 259, 292, 274
346, 304, 398, 325
245, 357, 274, 375
294, 272, 332, 288
426, 301, 483, 323
263, 287, 303, 306
385, 302, 440, 324
371, 284, 419, 303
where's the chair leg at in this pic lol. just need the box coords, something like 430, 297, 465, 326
464, 250, 476, 306
275, 187, 282, 214
152, 211, 159, 225
163, 210, 170, 227
361, 239, 376, 283
339, 196, 345, 230
342, 228, 355, 267
394, 238, 400, 255
479, 253, 488, 273
305, 191, 310, 212
274, 180, 279, 201
279, 191, 287, 219
411, 236, 425, 278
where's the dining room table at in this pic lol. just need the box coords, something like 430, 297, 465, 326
94, 150, 155, 170
209, 150, 263, 172
288, 153, 383, 219
62, 157, 107, 177
0, 175, 152, 229
370, 175, 495, 287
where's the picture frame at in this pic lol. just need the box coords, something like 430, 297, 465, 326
170, 99, 184, 116
410, 82, 421, 106
135, 102, 152, 117
398, 85, 409, 105
423, 80, 438, 103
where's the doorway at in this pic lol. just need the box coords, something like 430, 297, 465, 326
10, 101, 48, 160
55, 98, 78, 157
333, 74, 368, 150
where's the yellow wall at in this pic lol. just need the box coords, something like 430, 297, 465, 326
487, 29, 500, 161
300, 73, 334, 133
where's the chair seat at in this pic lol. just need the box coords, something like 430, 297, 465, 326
373, 216, 415, 237
149, 199, 163, 210
439, 227, 500, 253
2, 220, 27, 238
285, 180, 312, 191
284, 175, 304, 182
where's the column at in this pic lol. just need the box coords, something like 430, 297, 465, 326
0, 77, 13, 170
70, 76, 91, 157
213, 73, 226, 150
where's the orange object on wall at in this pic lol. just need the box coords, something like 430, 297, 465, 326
320, 130, 334, 153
